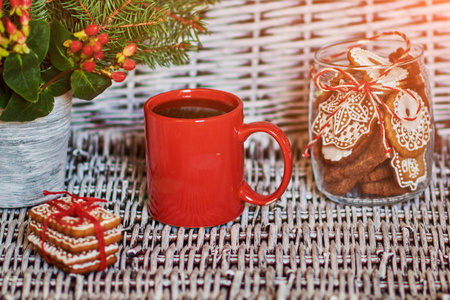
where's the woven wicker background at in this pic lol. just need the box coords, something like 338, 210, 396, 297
2, 0, 450, 299
71, 0, 450, 136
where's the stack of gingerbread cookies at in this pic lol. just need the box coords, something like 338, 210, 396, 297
27, 196, 122, 274
311, 45, 433, 198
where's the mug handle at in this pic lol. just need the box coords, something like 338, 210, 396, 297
238, 122, 293, 206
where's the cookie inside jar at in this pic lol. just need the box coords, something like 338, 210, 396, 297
308, 36, 434, 205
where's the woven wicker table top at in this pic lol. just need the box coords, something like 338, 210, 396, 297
0, 129, 449, 299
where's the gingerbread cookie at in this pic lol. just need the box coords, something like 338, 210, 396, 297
389, 47, 430, 107
29, 220, 122, 253
28, 233, 119, 274
319, 129, 388, 195
348, 47, 408, 87
318, 121, 377, 166
50, 254, 118, 274
361, 177, 410, 196
389, 47, 408, 64
390, 149, 428, 190
322, 175, 358, 196
360, 160, 392, 183
313, 90, 334, 109
312, 90, 377, 154
28, 195, 122, 274
384, 90, 432, 158
389, 47, 424, 79
29, 197, 122, 237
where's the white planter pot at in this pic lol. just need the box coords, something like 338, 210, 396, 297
0, 93, 72, 208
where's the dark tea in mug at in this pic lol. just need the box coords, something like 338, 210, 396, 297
153, 99, 235, 119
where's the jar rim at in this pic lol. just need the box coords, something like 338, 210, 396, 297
314, 39, 424, 69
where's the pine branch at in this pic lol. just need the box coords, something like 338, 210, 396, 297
152, 5, 205, 33
30, 0, 48, 21
101, 0, 133, 28
108, 21, 159, 30
135, 42, 193, 69
37, 0, 220, 70
75, 0, 94, 23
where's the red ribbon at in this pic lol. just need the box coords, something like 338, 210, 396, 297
40, 191, 109, 271
303, 31, 422, 158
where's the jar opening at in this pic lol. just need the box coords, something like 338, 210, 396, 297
314, 39, 424, 69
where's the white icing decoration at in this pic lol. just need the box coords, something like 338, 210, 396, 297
322, 145, 353, 161
349, 47, 408, 87
390, 149, 427, 190
390, 90, 431, 151
312, 91, 376, 149
377, 67, 409, 87
70, 255, 116, 270
350, 47, 389, 65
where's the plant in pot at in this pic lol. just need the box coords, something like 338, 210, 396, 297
0, 0, 219, 208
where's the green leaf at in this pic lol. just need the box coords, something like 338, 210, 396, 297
71, 70, 111, 100
48, 20, 74, 71
0, 89, 11, 109
41, 67, 72, 97
27, 20, 51, 63
3, 52, 40, 102
0, 91, 54, 122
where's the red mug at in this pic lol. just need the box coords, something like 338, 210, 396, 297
144, 88, 293, 227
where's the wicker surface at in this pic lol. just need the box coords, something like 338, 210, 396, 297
2, 0, 450, 299
0, 131, 450, 299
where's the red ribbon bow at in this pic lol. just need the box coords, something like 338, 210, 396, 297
41, 191, 109, 271
303, 31, 422, 158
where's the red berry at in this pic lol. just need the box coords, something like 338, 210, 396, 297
82, 44, 93, 57
97, 33, 109, 45
16, 30, 26, 43
3, 18, 17, 34
123, 58, 136, 71
122, 43, 137, 57
20, 11, 30, 25
85, 24, 99, 36
71, 40, 83, 52
22, 0, 32, 8
94, 51, 104, 60
83, 61, 96, 72
92, 41, 102, 53
112, 72, 126, 82
10, 0, 20, 7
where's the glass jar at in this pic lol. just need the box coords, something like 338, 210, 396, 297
308, 38, 434, 205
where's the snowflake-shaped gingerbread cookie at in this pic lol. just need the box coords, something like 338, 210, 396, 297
312, 90, 377, 150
